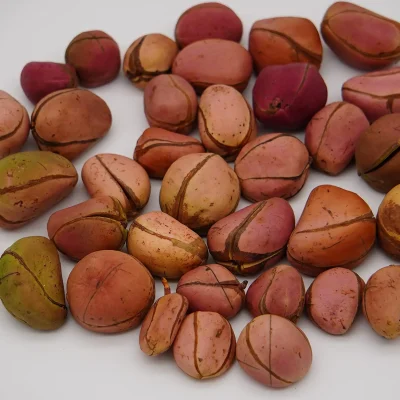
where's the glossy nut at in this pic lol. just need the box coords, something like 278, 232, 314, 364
287, 185, 376, 277
0, 151, 78, 229
236, 314, 312, 388
305, 102, 369, 175
321, 2, 400, 70
31, 88, 112, 160
246, 265, 305, 322
207, 199, 295, 275
82, 153, 151, 219
198, 84, 257, 161
0, 90, 30, 159
173, 311, 236, 379
234, 133, 311, 202
20, 62, 78, 104
47, 196, 127, 261
67, 250, 155, 333
249, 17, 322, 72
127, 211, 208, 279
0, 236, 67, 330
123, 34, 178, 89
144, 74, 198, 134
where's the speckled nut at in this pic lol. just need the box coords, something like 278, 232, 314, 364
0, 236, 67, 330
65, 30, 120, 87
234, 133, 311, 202
305, 101, 369, 175
123, 34, 178, 89
246, 265, 305, 322
355, 114, 400, 193
249, 17, 323, 72
173, 311, 236, 379
67, 250, 155, 333
172, 39, 252, 94
127, 211, 208, 279
0, 151, 78, 229
207, 199, 295, 275
0, 90, 30, 159
321, 2, 400, 70
47, 196, 127, 261
159, 153, 240, 234
82, 153, 151, 219
342, 67, 400, 123
31, 88, 112, 160
144, 74, 198, 134
198, 84, 257, 161
134, 127, 205, 178
287, 185, 376, 277
236, 314, 312, 388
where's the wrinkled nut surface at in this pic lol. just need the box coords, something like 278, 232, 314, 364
305, 101, 369, 176
123, 34, 178, 89
236, 314, 312, 388
20, 62, 78, 104
253, 63, 328, 130
306, 268, 364, 335
287, 185, 376, 276
65, 30, 121, 87
139, 278, 189, 356
246, 265, 305, 323
0, 151, 78, 229
175, 2, 243, 48
160, 153, 240, 234
249, 17, 323, 72
173, 311, 236, 379
31, 88, 112, 160
342, 67, 400, 123
67, 250, 155, 333
355, 114, 400, 193
0, 90, 30, 159
134, 127, 205, 178
172, 39, 252, 94
321, 2, 400, 70
127, 211, 208, 279
82, 153, 151, 219
207, 199, 295, 275
176, 264, 247, 319
47, 196, 127, 261
144, 74, 198, 134
198, 84, 257, 160
235, 133, 311, 202
0, 236, 67, 330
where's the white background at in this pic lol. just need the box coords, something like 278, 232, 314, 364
0, 0, 398, 399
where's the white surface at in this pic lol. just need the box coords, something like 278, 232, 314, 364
0, 0, 399, 399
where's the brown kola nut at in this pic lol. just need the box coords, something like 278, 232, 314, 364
287, 185, 376, 277
172, 311, 236, 379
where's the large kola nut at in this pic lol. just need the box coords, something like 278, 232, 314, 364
198, 84, 257, 161
249, 17, 323, 72
127, 211, 208, 279
82, 153, 151, 219
0, 90, 30, 159
31, 88, 112, 160
342, 68, 400, 123
305, 102, 369, 176
47, 196, 128, 261
0, 151, 78, 229
0, 236, 67, 330
321, 2, 400, 70
287, 185, 376, 277
207, 199, 295, 275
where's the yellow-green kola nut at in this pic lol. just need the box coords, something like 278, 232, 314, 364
0, 236, 67, 330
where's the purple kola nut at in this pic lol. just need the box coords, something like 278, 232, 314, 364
253, 63, 328, 130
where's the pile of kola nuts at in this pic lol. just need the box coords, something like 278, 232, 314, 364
1, 0, 400, 389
